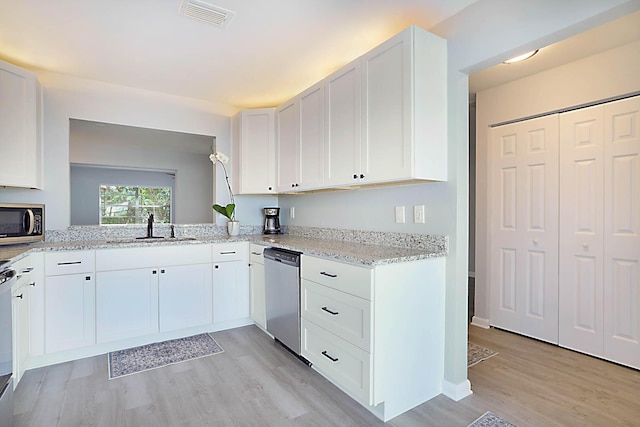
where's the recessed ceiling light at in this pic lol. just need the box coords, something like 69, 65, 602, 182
503, 49, 539, 64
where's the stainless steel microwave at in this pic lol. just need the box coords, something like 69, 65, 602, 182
0, 203, 44, 245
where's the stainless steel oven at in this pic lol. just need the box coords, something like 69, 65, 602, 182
0, 203, 44, 245
0, 261, 15, 427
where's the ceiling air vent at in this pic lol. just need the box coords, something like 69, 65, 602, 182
179, 0, 236, 29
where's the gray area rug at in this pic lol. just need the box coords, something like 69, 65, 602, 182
108, 333, 223, 379
468, 342, 498, 367
468, 411, 516, 427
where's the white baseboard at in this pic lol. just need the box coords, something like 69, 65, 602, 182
442, 379, 472, 401
471, 316, 490, 329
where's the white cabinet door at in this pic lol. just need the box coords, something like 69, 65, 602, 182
159, 264, 213, 332
45, 274, 95, 353
490, 115, 559, 343
233, 108, 277, 195
299, 82, 325, 190
603, 96, 640, 369
559, 105, 605, 356
249, 261, 266, 329
325, 58, 362, 187
213, 260, 250, 324
276, 99, 299, 192
12, 282, 30, 386
0, 59, 42, 189
96, 269, 159, 343
361, 29, 411, 183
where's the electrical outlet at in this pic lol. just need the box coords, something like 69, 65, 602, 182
290, 207, 295, 219
414, 205, 425, 224
395, 206, 405, 223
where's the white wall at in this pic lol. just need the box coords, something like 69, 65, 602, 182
0, 71, 230, 230
474, 40, 640, 326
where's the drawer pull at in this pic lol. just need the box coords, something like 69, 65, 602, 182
16, 294, 23, 300
220, 251, 236, 255
320, 272, 337, 278
58, 261, 82, 266
321, 306, 339, 316
251, 251, 262, 256
29, 282, 36, 287
321, 351, 339, 362
21, 267, 34, 274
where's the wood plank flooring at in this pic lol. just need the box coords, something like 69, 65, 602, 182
13, 325, 640, 426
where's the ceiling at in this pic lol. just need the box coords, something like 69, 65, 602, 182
1, 1, 638, 116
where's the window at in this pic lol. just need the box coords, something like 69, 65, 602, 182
100, 185, 171, 225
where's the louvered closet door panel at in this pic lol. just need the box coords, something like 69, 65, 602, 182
490, 123, 521, 332
559, 105, 605, 356
603, 96, 640, 369
519, 116, 559, 343
490, 115, 559, 343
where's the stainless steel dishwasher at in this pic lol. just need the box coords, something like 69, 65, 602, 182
264, 247, 309, 364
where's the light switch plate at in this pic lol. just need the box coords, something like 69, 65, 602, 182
414, 205, 425, 223
290, 207, 295, 219
395, 206, 405, 223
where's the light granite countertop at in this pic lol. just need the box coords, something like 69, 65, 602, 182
0, 234, 447, 267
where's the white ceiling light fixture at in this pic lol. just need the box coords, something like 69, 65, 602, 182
179, 0, 236, 29
503, 49, 539, 64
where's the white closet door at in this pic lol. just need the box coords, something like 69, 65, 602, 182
558, 105, 605, 357
490, 115, 559, 343
603, 96, 640, 369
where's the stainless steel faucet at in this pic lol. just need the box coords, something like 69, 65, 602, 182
147, 214, 154, 238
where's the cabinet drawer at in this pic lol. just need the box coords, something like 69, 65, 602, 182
302, 319, 372, 404
249, 244, 266, 264
212, 242, 247, 262
45, 251, 95, 276
302, 279, 371, 351
301, 255, 372, 300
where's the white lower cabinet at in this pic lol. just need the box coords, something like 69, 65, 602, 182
300, 254, 446, 422
159, 264, 213, 332
44, 251, 96, 354
302, 319, 371, 403
249, 244, 267, 329
45, 273, 96, 354
212, 243, 250, 324
96, 268, 159, 343
213, 260, 250, 323
12, 279, 30, 387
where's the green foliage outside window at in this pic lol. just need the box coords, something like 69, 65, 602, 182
100, 185, 171, 225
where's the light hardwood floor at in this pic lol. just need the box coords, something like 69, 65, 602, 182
13, 325, 640, 426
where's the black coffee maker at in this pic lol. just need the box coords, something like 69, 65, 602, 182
263, 207, 281, 234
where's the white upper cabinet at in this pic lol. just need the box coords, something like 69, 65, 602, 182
0, 59, 43, 189
325, 58, 362, 187
277, 82, 326, 192
298, 82, 325, 190
276, 99, 299, 192
360, 26, 447, 184
232, 108, 276, 195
